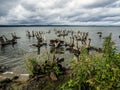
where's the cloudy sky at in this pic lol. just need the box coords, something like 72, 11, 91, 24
0, 0, 120, 25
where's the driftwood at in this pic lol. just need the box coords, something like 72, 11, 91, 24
0, 33, 20, 47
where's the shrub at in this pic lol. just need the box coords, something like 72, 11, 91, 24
61, 34, 120, 90
25, 55, 64, 78
25, 57, 41, 76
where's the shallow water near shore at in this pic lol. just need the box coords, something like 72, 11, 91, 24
0, 26, 120, 74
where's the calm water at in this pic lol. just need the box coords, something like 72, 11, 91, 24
0, 26, 120, 74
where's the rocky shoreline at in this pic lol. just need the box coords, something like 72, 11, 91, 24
0, 70, 70, 90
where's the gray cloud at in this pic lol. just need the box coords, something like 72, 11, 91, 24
84, 0, 118, 8
0, 0, 19, 16
0, 0, 120, 25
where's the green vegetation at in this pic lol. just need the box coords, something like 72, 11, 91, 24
20, 34, 120, 90
25, 57, 41, 76
25, 55, 64, 78
61, 34, 120, 90
1, 34, 120, 90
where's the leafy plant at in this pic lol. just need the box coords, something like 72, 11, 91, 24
102, 33, 116, 61
25, 55, 64, 78
25, 57, 41, 76
61, 34, 120, 90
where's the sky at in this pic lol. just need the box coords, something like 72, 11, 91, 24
0, 0, 120, 25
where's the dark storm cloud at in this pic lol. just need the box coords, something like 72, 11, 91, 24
0, 0, 120, 25
0, 0, 19, 16
84, 0, 118, 8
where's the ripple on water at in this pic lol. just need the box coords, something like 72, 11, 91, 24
0, 26, 120, 74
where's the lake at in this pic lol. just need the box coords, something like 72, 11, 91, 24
0, 26, 120, 74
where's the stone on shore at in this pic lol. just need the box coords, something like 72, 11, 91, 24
50, 72, 57, 81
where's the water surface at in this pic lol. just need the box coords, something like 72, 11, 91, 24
0, 26, 120, 74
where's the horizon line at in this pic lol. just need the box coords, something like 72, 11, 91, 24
0, 25, 120, 27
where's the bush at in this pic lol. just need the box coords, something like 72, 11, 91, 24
25, 57, 41, 76
25, 55, 64, 78
61, 34, 120, 90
